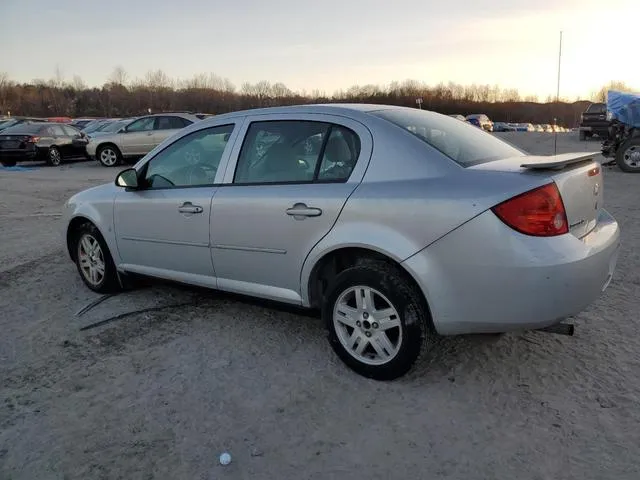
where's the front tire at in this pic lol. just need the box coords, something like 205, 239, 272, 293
46, 146, 62, 166
73, 223, 121, 293
1, 160, 17, 167
96, 145, 122, 167
323, 259, 431, 380
616, 138, 640, 173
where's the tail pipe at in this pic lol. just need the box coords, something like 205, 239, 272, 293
536, 322, 575, 336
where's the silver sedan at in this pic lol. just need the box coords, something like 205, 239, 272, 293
62, 104, 620, 380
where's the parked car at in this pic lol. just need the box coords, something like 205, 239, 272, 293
71, 118, 101, 130
46, 116, 73, 124
0, 117, 45, 132
534, 124, 544, 132
492, 121, 510, 132
601, 90, 640, 173
0, 122, 89, 167
448, 114, 466, 121
579, 102, 610, 140
62, 104, 620, 380
543, 124, 554, 133
86, 113, 200, 167
465, 114, 493, 131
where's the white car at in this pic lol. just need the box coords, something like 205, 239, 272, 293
86, 113, 200, 167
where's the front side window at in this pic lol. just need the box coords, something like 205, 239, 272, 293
233, 121, 361, 184
126, 117, 155, 132
142, 124, 234, 189
62, 125, 80, 136
372, 108, 524, 167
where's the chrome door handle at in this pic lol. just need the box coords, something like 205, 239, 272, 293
286, 203, 322, 218
178, 202, 203, 214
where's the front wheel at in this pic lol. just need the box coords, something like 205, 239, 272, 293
616, 138, 640, 173
97, 145, 122, 167
46, 146, 62, 166
1, 160, 17, 167
73, 223, 121, 293
323, 260, 431, 380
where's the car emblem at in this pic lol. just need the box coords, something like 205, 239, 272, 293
593, 183, 599, 196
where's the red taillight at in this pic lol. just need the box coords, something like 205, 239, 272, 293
492, 183, 568, 237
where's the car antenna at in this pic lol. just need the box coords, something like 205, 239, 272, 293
554, 30, 563, 156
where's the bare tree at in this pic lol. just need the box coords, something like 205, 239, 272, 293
592, 81, 637, 103
72, 75, 86, 91
109, 66, 128, 86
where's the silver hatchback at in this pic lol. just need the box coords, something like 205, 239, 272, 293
63, 104, 620, 380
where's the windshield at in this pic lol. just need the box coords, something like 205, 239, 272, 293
102, 120, 128, 132
371, 108, 524, 167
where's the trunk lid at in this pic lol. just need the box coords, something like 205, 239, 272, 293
471, 152, 603, 239
0, 134, 30, 150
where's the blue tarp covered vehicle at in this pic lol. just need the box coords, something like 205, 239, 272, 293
602, 90, 640, 173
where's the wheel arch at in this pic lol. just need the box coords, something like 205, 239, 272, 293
304, 245, 433, 328
66, 215, 111, 262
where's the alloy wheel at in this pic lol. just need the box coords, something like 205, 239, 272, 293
77, 234, 106, 287
100, 148, 118, 167
333, 285, 403, 366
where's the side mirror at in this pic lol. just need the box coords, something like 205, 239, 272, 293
115, 168, 139, 189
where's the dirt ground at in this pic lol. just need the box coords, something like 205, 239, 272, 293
1, 132, 639, 480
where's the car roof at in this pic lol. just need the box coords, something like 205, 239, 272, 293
194, 103, 400, 125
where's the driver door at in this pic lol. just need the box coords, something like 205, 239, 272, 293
114, 123, 238, 283
119, 116, 156, 156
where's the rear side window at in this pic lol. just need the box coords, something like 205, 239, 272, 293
50, 125, 66, 136
586, 103, 606, 113
371, 108, 524, 167
156, 116, 191, 130
233, 121, 361, 184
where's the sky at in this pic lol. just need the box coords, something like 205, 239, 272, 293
1, 0, 638, 100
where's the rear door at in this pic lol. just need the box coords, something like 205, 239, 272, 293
152, 116, 193, 152
119, 116, 156, 156
209, 113, 373, 304
48, 124, 72, 157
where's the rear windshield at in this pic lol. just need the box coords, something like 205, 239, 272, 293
1, 123, 45, 134
586, 103, 606, 113
371, 108, 524, 167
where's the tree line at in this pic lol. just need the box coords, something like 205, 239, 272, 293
0, 68, 636, 127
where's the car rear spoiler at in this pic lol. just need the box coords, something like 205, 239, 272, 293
520, 152, 600, 170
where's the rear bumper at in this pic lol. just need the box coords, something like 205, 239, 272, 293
0, 150, 37, 162
580, 123, 610, 133
402, 209, 620, 335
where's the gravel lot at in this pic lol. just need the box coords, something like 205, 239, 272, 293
1, 132, 639, 480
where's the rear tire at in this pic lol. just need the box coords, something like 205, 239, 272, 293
97, 144, 122, 167
616, 138, 640, 173
323, 259, 431, 381
1, 160, 17, 167
46, 146, 62, 166
73, 222, 121, 293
